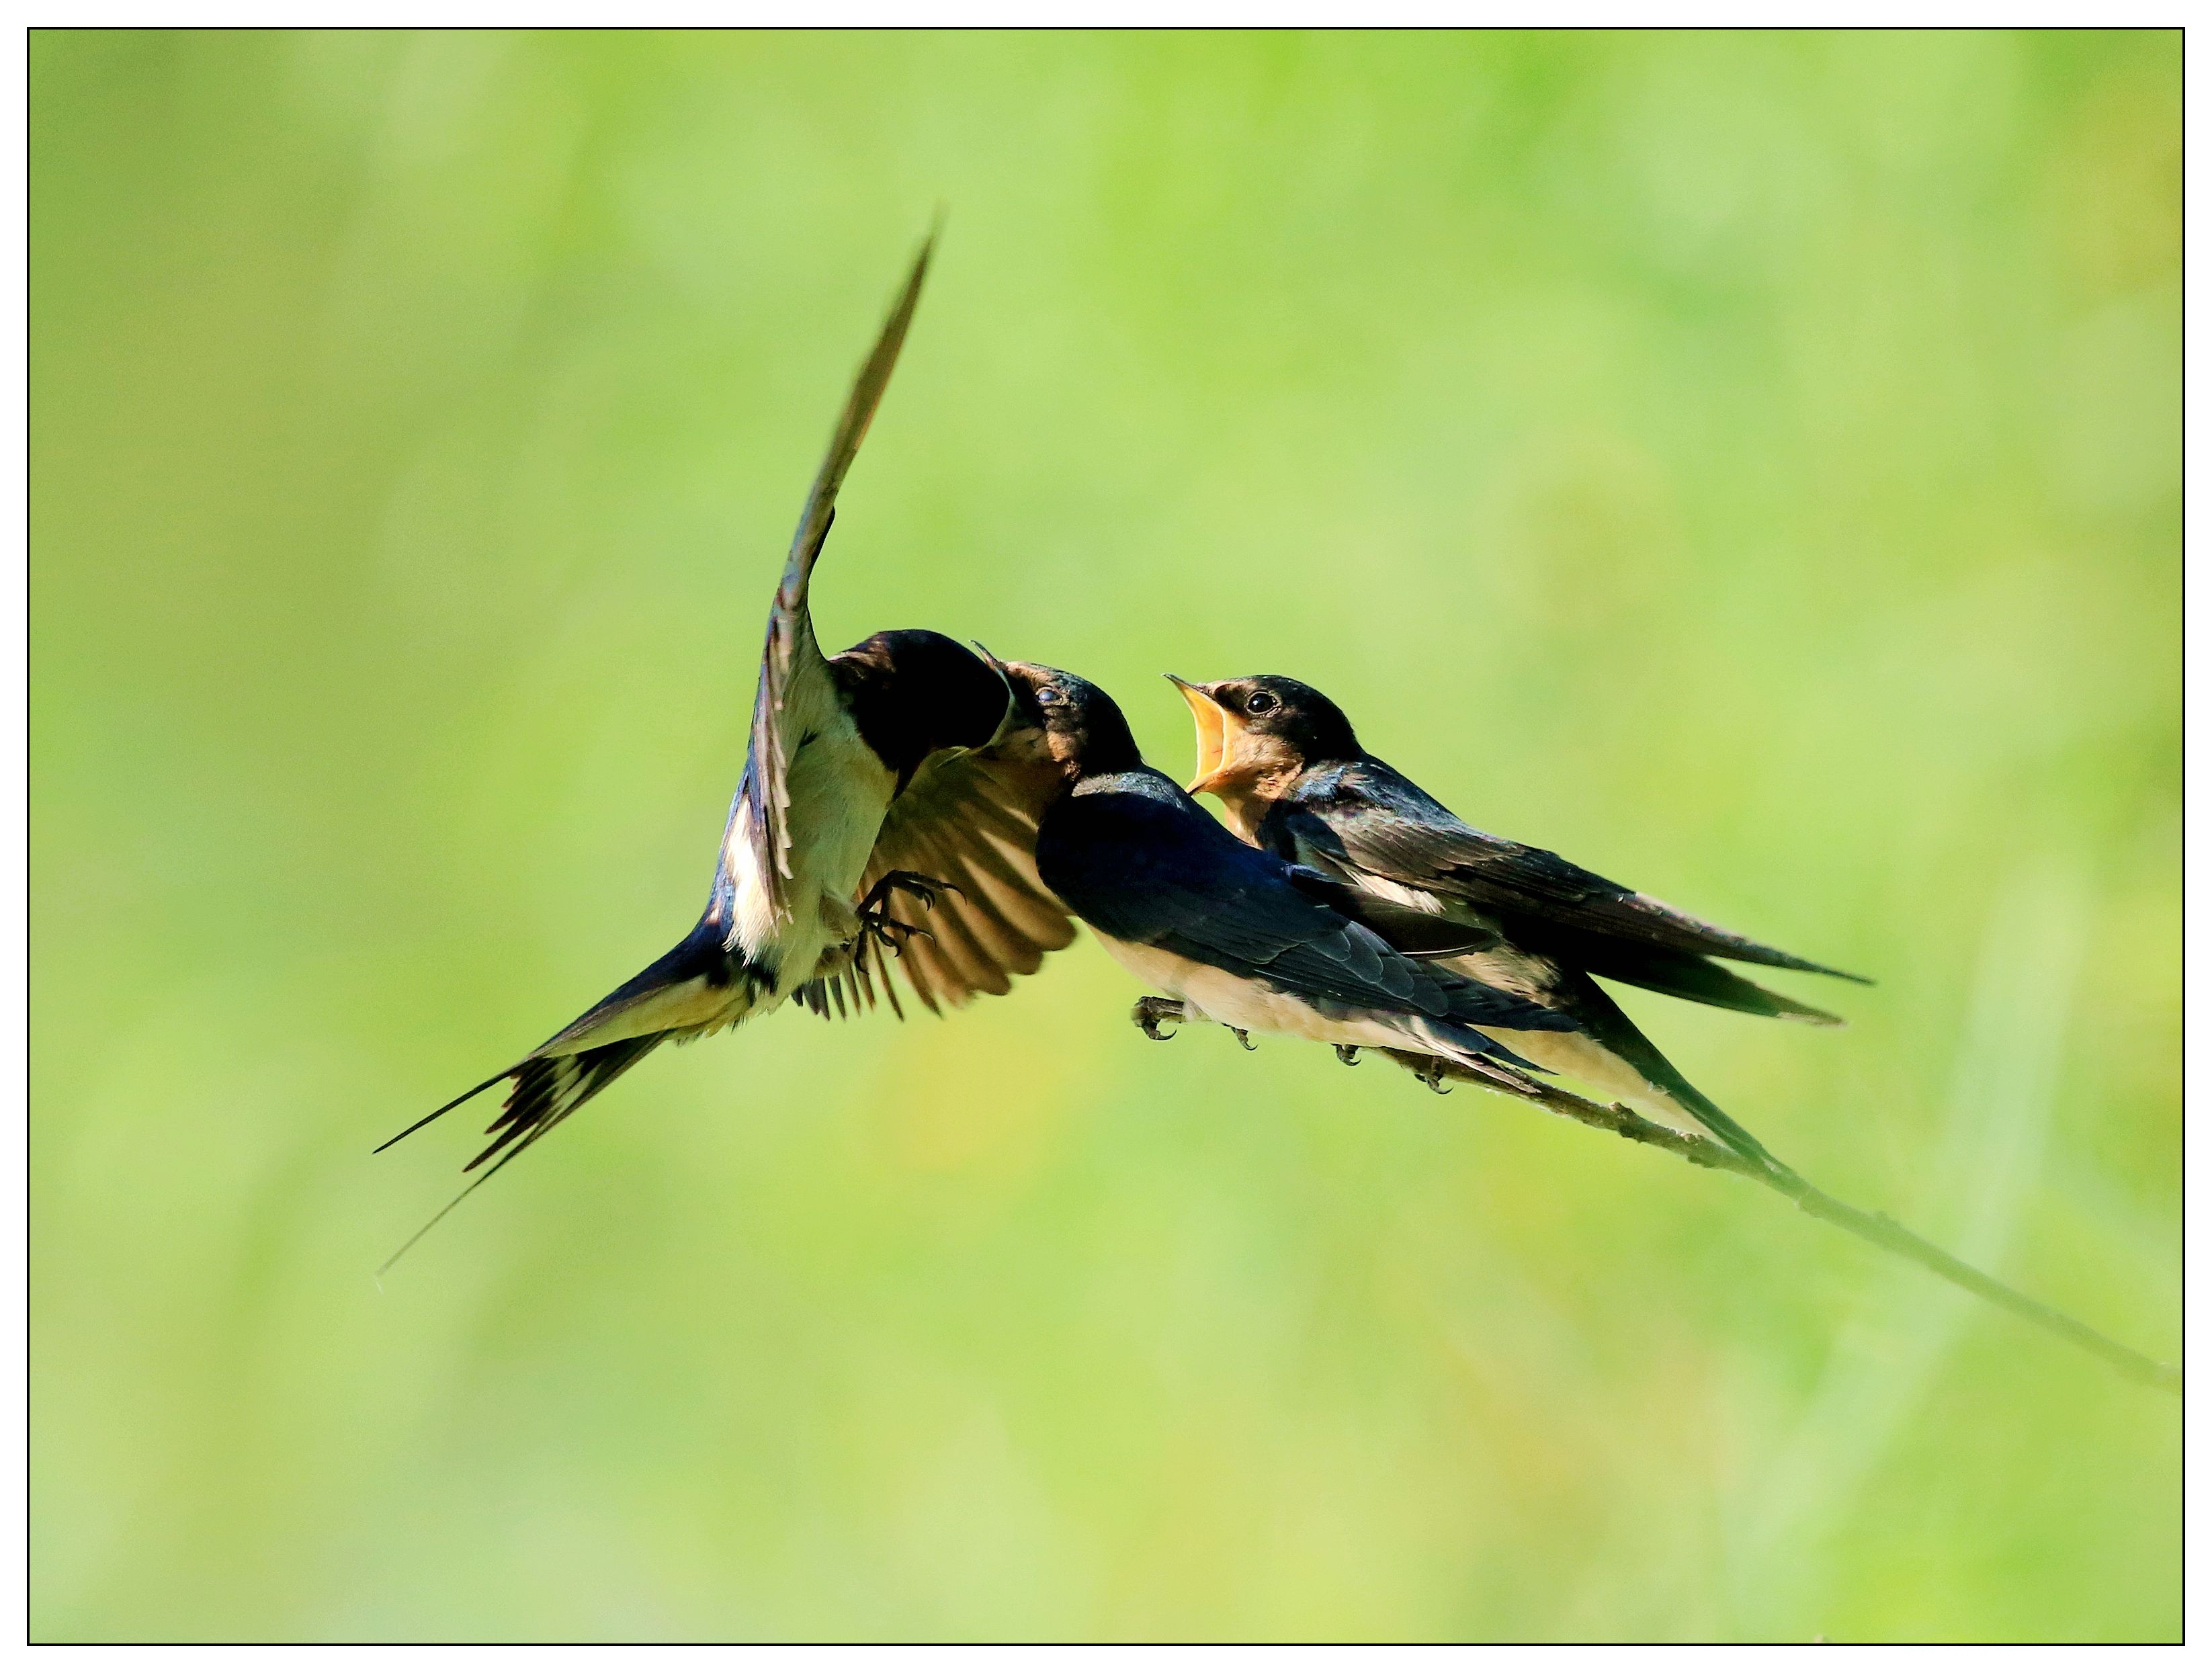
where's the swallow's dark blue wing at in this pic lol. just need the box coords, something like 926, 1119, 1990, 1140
1037, 773, 1572, 1033
729, 232, 935, 925
1269, 759, 1867, 994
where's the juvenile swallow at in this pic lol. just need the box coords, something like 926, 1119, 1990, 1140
381, 236, 1076, 1219
976, 663, 1582, 1085
1168, 674, 1870, 1170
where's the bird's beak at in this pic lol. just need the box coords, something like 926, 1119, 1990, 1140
1166, 675, 1244, 796
971, 641, 1019, 749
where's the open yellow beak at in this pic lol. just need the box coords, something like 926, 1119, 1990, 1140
1166, 675, 1246, 795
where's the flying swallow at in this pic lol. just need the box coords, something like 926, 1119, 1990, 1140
1168, 673, 1870, 1170
380, 235, 1078, 1234
951, 662, 1586, 1088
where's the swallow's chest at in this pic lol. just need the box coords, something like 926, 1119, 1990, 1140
1091, 931, 1353, 1043
1211, 787, 1271, 846
796, 717, 898, 876
724, 707, 896, 971
783, 719, 897, 892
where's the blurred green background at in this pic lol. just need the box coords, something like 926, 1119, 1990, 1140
30, 29, 2180, 1643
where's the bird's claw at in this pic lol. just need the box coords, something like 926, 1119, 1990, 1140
858, 902, 931, 953
856, 870, 959, 954
1417, 1060, 1451, 1095
1132, 996, 1185, 1041
1232, 1028, 1256, 1052
1335, 1045, 1361, 1066
865, 915, 928, 953
863, 869, 962, 914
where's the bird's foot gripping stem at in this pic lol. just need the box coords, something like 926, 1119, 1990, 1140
1132, 996, 1186, 1040
855, 870, 959, 955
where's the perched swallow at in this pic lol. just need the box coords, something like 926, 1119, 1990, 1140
982, 663, 1582, 1086
1169, 674, 1870, 1170
381, 236, 1076, 1220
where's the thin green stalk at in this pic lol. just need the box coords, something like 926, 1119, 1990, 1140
1392, 1053, 2180, 1396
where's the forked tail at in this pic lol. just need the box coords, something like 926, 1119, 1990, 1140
375, 1035, 669, 1275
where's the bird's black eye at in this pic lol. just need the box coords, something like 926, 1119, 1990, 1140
1244, 690, 1281, 716
1036, 685, 1066, 707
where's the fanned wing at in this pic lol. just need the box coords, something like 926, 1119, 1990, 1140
802, 734, 1078, 1017
732, 232, 935, 928
1279, 761, 1869, 985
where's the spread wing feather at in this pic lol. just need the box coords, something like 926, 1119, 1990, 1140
734, 233, 935, 927
801, 738, 1078, 1017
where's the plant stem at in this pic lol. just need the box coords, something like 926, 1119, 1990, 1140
1386, 1052, 2181, 1396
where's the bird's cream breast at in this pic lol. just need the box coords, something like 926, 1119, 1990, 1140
1208, 785, 1272, 846
727, 707, 896, 986
1093, 931, 1437, 1053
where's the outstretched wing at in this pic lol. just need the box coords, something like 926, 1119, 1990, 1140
802, 731, 1078, 1017
1279, 760, 1869, 992
728, 232, 936, 932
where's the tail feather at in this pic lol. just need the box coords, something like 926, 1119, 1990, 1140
1520, 888, 1871, 982
1537, 929, 1848, 1026
373, 1065, 518, 1155
1414, 1015, 1551, 1076
376, 924, 758, 1275
1646, 1068, 1781, 1177
1564, 978, 1785, 1174
376, 1035, 667, 1275
378, 926, 742, 1161
464, 1036, 667, 1173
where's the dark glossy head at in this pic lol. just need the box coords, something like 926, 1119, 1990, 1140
996, 659, 1144, 779
836, 629, 1013, 785
1166, 673, 1361, 795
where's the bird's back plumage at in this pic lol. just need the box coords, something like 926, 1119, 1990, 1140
1264, 756, 1863, 1017
1246, 756, 1834, 1166
1035, 765, 1576, 1066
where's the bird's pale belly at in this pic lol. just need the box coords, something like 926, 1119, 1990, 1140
1093, 932, 1435, 1054
1477, 1025, 1656, 1109
728, 722, 897, 996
